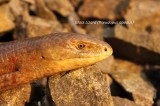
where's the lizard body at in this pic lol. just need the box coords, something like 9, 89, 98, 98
0, 33, 112, 92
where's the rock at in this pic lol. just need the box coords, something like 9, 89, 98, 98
86, 24, 106, 40
14, 13, 63, 39
95, 55, 114, 73
45, 0, 74, 17
69, 0, 82, 8
123, 1, 160, 52
113, 96, 140, 106
157, 99, 160, 106
115, 1, 160, 57
0, 4, 14, 34
67, 13, 86, 34
0, 0, 9, 4
105, 25, 160, 65
63, 23, 86, 34
35, 0, 58, 21
23, 0, 35, 4
144, 65, 160, 106
26, 16, 62, 37
10, 0, 62, 39
49, 64, 114, 106
109, 59, 156, 106
95, 56, 114, 86
9, 0, 28, 17
78, 0, 129, 20
0, 84, 31, 106
125, 0, 160, 23
114, 25, 160, 54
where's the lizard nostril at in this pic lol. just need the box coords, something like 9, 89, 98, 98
104, 47, 107, 52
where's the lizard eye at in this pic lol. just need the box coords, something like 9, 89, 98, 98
77, 43, 85, 49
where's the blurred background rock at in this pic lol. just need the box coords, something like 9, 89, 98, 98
0, 0, 159, 106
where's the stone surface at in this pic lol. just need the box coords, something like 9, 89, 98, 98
26, 16, 62, 37
67, 13, 86, 34
120, 1, 160, 56
0, 84, 31, 106
9, 0, 27, 17
95, 55, 114, 74
69, 0, 82, 8
14, 13, 62, 39
121, 1, 160, 56
0, 0, 9, 4
109, 59, 156, 106
49, 64, 114, 106
46, 0, 74, 17
105, 25, 160, 65
95, 56, 114, 86
86, 24, 108, 40
125, 0, 160, 23
35, 0, 57, 21
23, 0, 35, 4
157, 99, 160, 106
113, 96, 140, 106
78, 0, 129, 20
115, 25, 160, 54
0, 4, 14, 33
144, 65, 160, 106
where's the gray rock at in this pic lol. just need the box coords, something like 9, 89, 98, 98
49, 64, 114, 106
109, 59, 156, 106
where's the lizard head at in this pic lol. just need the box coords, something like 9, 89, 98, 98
41, 33, 113, 72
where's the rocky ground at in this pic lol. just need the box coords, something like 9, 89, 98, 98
0, 0, 160, 106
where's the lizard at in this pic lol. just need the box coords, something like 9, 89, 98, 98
0, 33, 113, 93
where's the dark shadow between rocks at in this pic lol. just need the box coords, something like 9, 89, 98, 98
109, 75, 133, 101
143, 66, 160, 106
25, 81, 45, 106
105, 38, 160, 65
0, 30, 14, 42
25, 79, 55, 106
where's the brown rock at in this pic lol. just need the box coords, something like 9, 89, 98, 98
123, 1, 160, 52
109, 59, 156, 106
157, 99, 160, 106
95, 56, 114, 86
78, 0, 129, 20
105, 25, 160, 64
69, 0, 82, 8
86, 24, 106, 40
125, 0, 160, 23
113, 96, 140, 106
35, 0, 57, 21
14, 13, 63, 39
95, 55, 114, 74
22, 0, 35, 4
0, 0, 9, 4
67, 13, 86, 34
121, 1, 160, 55
63, 22, 86, 34
26, 16, 62, 37
0, 84, 31, 106
49, 64, 114, 106
46, 0, 74, 17
9, 0, 28, 17
144, 65, 160, 106
115, 25, 160, 54
0, 4, 14, 34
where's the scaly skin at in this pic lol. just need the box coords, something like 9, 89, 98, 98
0, 33, 112, 92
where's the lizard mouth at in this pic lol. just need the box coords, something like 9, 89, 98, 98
52, 53, 112, 72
